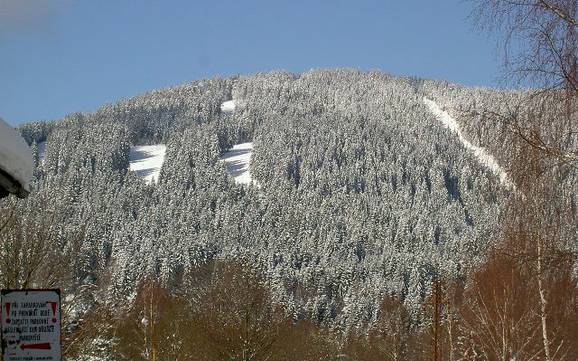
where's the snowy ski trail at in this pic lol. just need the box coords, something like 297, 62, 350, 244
37, 141, 46, 163
129, 145, 166, 184
220, 100, 236, 113
220, 142, 255, 185
423, 97, 515, 190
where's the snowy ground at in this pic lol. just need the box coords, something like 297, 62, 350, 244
220, 142, 255, 185
129, 145, 166, 184
220, 100, 236, 113
37, 141, 46, 163
423, 97, 515, 190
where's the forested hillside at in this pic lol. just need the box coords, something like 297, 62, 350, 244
1, 69, 576, 358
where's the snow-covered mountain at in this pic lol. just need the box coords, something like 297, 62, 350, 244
6, 69, 576, 331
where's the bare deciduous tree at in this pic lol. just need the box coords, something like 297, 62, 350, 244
188, 261, 286, 361
473, 0, 578, 166
471, 2, 578, 359
345, 296, 425, 361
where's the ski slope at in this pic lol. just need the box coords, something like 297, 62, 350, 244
221, 142, 255, 185
129, 145, 166, 184
37, 141, 46, 163
423, 97, 515, 190
220, 100, 236, 113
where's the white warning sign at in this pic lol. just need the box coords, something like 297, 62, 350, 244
1, 289, 61, 361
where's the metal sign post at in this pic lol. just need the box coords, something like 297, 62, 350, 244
1, 289, 61, 361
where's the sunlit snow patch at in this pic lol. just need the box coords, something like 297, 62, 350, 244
37, 141, 46, 163
129, 145, 166, 184
220, 100, 236, 113
220, 142, 255, 185
423, 97, 515, 190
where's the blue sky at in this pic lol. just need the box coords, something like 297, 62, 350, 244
0, 0, 500, 125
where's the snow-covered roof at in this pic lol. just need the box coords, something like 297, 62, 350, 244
0, 118, 33, 198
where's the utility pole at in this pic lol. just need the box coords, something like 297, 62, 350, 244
430, 277, 442, 361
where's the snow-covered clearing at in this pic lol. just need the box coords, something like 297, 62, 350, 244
129, 145, 166, 184
37, 141, 46, 162
220, 142, 255, 185
0, 118, 33, 193
220, 100, 236, 113
423, 97, 515, 190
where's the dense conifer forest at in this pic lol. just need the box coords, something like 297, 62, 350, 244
1, 69, 576, 359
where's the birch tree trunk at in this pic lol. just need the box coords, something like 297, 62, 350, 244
536, 239, 552, 361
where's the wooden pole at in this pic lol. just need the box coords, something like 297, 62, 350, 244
432, 277, 441, 361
